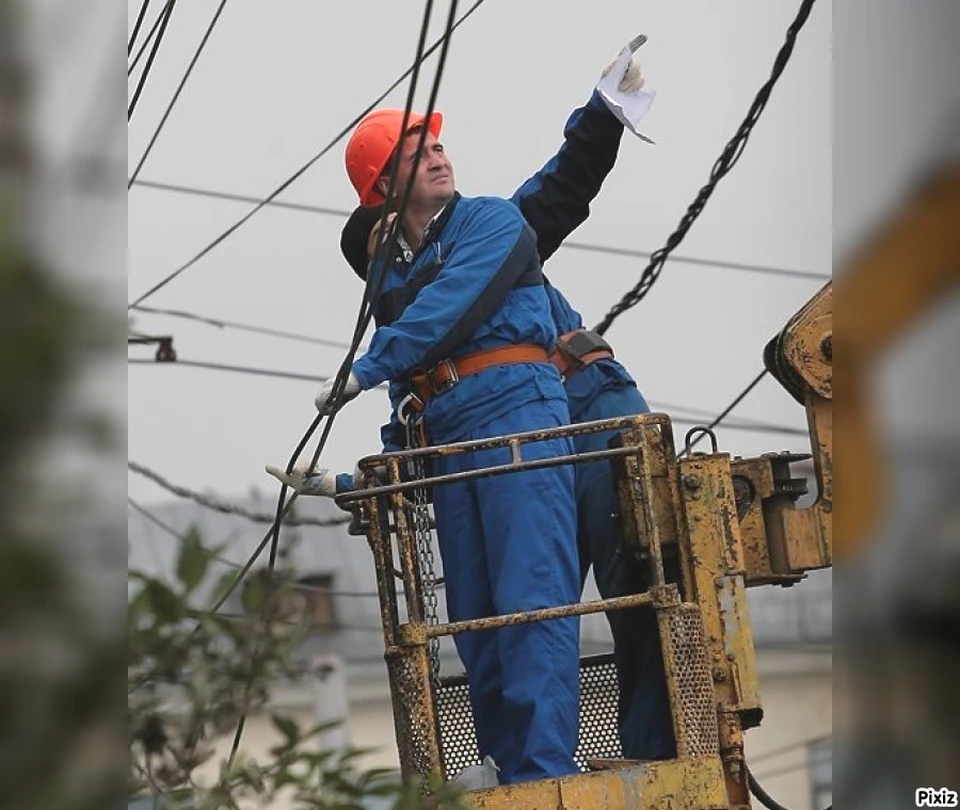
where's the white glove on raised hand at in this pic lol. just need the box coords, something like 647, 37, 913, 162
315, 370, 362, 415
265, 462, 339, 497
596, 34, 656, 143
601, 47, 646, 92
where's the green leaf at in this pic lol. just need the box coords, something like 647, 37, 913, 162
270, 713, 300, 745
208, 570, 239, 609
144, 578, 183, 625
176, 526, 209, 594
240, 576, 265, 615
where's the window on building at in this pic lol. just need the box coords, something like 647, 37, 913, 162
241, 570, 339, 632
295, 573, 338, 631
809, 737, 832, 810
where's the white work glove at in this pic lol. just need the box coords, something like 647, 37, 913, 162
315, 370, 362, 415
596, 34, 656, 143
265, 462, 339, 497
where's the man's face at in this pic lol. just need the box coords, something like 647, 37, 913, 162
381, 128, 455, 212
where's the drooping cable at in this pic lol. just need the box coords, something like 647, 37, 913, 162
128, 0, 177, 120
593, 0, 817, 336
128, 0, 232, 187
128, 0, 152, 55
127, 0, 488, 309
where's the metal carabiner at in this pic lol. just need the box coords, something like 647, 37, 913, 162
396, 393, 424, 427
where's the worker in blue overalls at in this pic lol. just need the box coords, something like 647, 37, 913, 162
273, 110, 584, 783
332, 54, 677, 764
268, 42, 674, 775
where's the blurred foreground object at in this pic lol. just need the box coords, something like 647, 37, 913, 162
834, 156, 960, 558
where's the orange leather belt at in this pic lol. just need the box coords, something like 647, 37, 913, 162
547, 329, 614, 381
408, 343, 549, 408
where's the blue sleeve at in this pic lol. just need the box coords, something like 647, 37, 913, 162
379, 382, 406, 454
352, 200, 541, 389
509, 90, 624, 263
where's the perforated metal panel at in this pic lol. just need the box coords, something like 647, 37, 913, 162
663, 605, 720, 758
387, 651, 440, 782
434, 653, 623, 778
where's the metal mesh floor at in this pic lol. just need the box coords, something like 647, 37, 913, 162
434, 653, 623, 777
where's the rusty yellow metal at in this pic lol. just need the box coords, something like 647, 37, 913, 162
425, 592, 653, 638
677, 451, 762, 800
778, 393, 831, 571
656, 596, 720, 760
762, 281, 833, 572
461, 756, 728, 810
346, 348, 835, 810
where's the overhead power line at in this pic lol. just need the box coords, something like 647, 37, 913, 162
128, 355, 805, 437
681, 368, 771, 455
128, 0, 152, 55
594, 0, 819, 335
129, 0, 232, 187
131, 303, 359, 350
129, 178, 826, 282
128, 0, 177, 120
128, 460, 350, 527
128, 0, 172, 76
127, 0, 489, 309
127, 496, 384, 598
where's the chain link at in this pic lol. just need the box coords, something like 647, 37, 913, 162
405, 421, 442, 688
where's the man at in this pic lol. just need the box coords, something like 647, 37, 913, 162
280, 103, 583, 785
269, 43, 674, 775
334, 61, 676, 762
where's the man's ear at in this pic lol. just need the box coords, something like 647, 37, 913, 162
375, 176, 391, 199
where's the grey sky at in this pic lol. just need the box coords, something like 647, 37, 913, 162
127, 0, 833, 504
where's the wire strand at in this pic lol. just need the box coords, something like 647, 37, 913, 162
127, 0, 488, 310
593, 0, 818, 336
130, 303, 358, 350
128, 0, 152, 55
129, 0, 232, 187
128, 0, 177, 120
128, 460, 349, 527
129, 177, 826, 282
680, 368, 771, 455
128, 0, 172, 76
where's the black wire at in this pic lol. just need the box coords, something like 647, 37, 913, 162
129, 357, 326, 382
129, 357, 805, 437
128, 0, 152, 55
747, 764, 831, 810
128, 0, 231, 187
593, 0, 818, 337
131, 178, 353, 216
681, 368, 770, 455
127, 0, 488, 310
130, 304, 357, 350
562, 240, 829, 282
128, 0, 172, 76
129, 178, 827, 282
225, 0, 460, 767
128, 0, 177, 120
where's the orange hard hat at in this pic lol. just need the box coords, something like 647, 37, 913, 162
345, 108, 443, 207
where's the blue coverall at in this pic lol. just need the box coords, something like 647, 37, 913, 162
506, 91, 677, 761
351, 195, 582, 784
343, 90, 675, 769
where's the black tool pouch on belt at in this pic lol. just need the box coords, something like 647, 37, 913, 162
556, 329, 614, 367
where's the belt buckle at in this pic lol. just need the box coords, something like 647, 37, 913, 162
431, 359, 459, 394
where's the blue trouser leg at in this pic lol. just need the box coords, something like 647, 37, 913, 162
570, 383, 677, 761
433, 400, 581, 784
431, 475, 508, 769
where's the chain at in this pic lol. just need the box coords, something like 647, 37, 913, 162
405, 420, 441, 688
